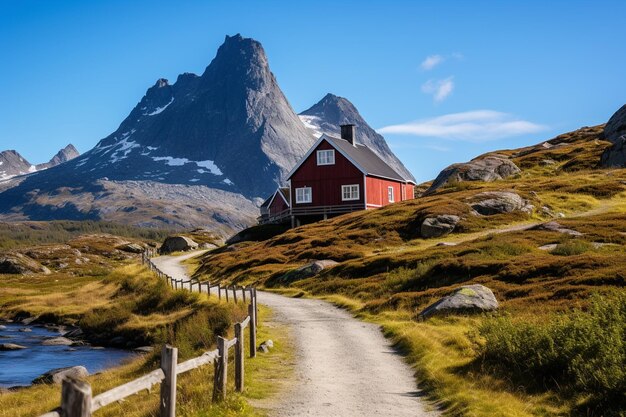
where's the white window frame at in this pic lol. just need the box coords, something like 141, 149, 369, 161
341, 184, 360, 201
295, 187, 312, 204
316, 149, 335, 166
388, 186, 395, 203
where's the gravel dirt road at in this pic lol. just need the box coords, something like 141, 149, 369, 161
152, 251, 438, 417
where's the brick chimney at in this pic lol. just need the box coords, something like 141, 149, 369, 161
340, 124, 357, 146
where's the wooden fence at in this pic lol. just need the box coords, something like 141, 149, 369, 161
38, 249, 260, 417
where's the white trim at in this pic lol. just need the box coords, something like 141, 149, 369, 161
388, 186, 395, 203
295, 186, 312, 204
363, 174, 367, 209
316, 149, 335, 166
276, 188, 290, 207
341, 184, 360, 201
367, 203, 383, 208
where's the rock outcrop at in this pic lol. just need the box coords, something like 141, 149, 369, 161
419, 284, 499, 319
0, 252, 51, 275
32, 366, 89, 385
469, 191, 533, 215
427, 155, 521, 194
159, 236, 199, 254
601, 104, 626, 167
278, 260, 339, 283
0, 343, 27, 351
420, 215, 460, 238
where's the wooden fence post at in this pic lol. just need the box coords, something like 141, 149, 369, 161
207, 283, 211, 296
160, 345, 177, 417
212, 336, 227, 401
242, 287, 247, 303
235, 323, 244, 392
233, 286, 238, 303
218, 284, 221, 300
61, 377, 92, 417
225, 286, 229, 302
248, 303, 257, 358
253, 288, 258, 328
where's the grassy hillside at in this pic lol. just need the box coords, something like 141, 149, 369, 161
1, 240, 294, 417
194, 124, 626, 416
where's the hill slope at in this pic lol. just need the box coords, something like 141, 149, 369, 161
194, 121, 626, 416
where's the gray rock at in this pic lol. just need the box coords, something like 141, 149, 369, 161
436, 242, 458, 247
279, 260, 339, 283
134, 346, 154, 353
117, 243, 144, 254
601, 104, 626, 167
32, 366, 89, 385
531, 221, 582, 236
427, 156, 521, 193
42, 337, 74, 346
469, 191, 533, 216
0, 325, 6, 330
21, 316, 38, 325
0, 343, 27, 351
109, 336, 127, 346
538, 244, 557, 251
18, 328, 32, 332
0, 253, 51, 275
419, 284, 499, 319
62, 328, 84, 338
421, 215, 460, 238
540, 159, 556, 166
258, 340, 274, 353
159, 236, 199, 254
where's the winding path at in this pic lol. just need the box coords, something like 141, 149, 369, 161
151, 252, 438, 417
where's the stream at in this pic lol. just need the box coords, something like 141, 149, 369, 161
0, 323, 136, 388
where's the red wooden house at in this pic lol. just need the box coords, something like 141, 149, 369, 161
259, 124, 415, 226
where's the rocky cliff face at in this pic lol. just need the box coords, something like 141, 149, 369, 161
38, 34, 315, 199
601, 104, 626, 167
0, 34, 316, 233
299, 94, 415, 182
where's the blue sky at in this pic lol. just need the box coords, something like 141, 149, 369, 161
1, 0, 625, 182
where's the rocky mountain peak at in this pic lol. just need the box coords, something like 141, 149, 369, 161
49, 144, 80, 165
299, 94, 415, 182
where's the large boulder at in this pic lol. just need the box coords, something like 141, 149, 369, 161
278, 260, 339, 283
117, 243, 144, 254
419, 284, 499, 319
0, 343, 27, 351
469, 191, 533, 216
32, 366, 89, 385
601, 104, 626, 167
159, 236, 199, 254
0, 252, 51, 275
420, 215, 460, 238
426, 155, 521, 194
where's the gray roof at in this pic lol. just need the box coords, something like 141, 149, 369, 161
325, 135, 409, 182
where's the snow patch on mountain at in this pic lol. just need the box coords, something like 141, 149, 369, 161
151, 157, 223, 175
146, 97, 174, 116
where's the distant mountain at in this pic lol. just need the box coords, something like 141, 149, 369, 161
0, 35, 414, 236
0, 34, 316, 234
0, 145, 79, 181
299, 94, 415, 182
36, 144, 80, 171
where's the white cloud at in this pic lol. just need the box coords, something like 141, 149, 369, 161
422, 77, 454, 102
420, 54, 444, 71
378, 110, 547, 143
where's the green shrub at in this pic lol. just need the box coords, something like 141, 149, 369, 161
551, 240, 594, 256
479, 293, 626, 414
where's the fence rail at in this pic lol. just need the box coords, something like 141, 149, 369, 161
38, 249, 260, 417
